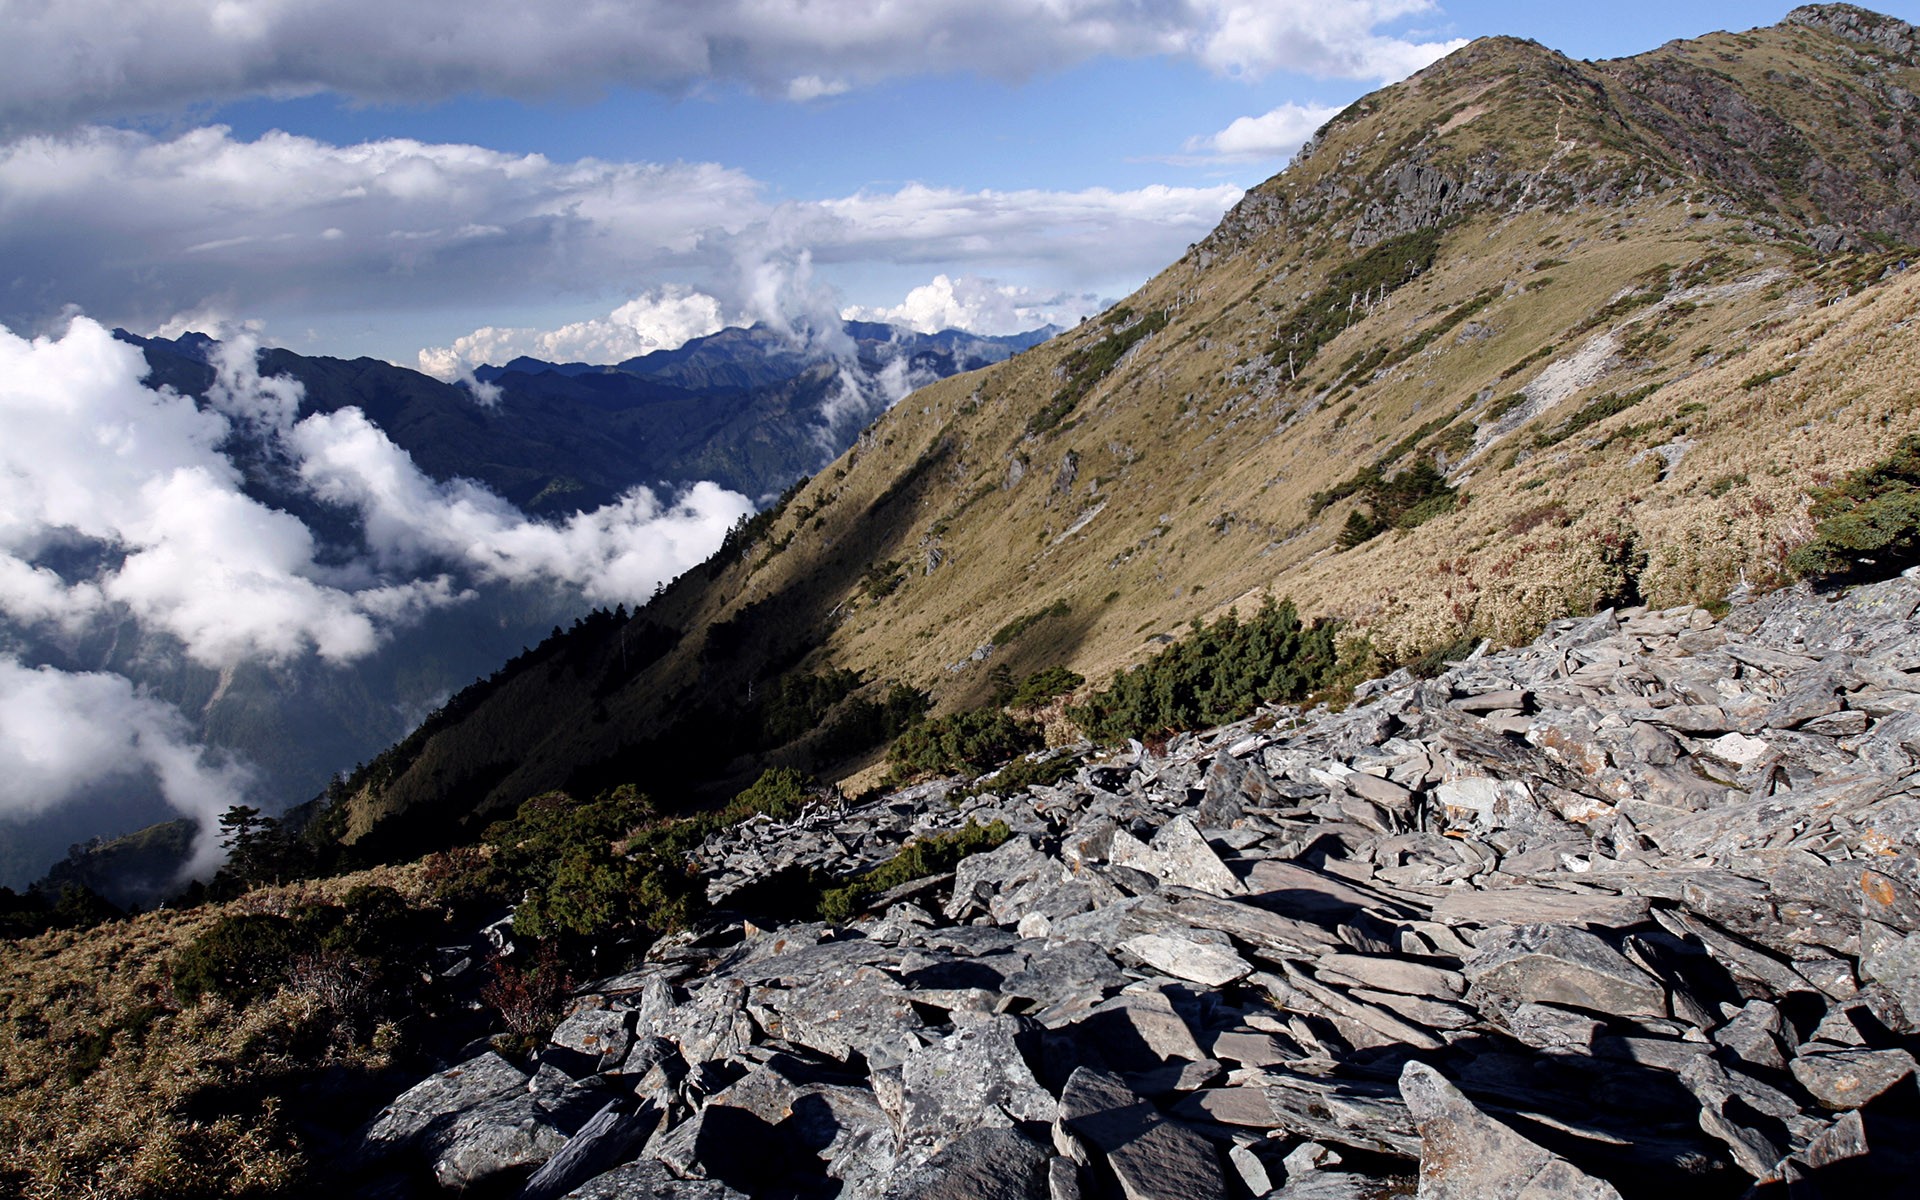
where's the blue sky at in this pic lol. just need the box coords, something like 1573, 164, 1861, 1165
2, 1, 1915, 373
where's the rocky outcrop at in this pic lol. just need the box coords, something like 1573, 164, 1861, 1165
354, 574, 1920, 1196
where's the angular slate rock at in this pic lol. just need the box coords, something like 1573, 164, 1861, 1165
1058, 1067, 1228, 1200
1110, 816, 1243, 897
1463, 924, 1667, 1019
1118, 932, 1253, 986
878, 1126, 1052, 1200
901, 1011, 1055, 1156
1399, 1061, 1623, 1200
1790, 1047, 1918, 1111
560, 1158, 749, 1199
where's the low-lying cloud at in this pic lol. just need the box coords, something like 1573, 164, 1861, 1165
1, 315, 754, 664
1, 1, 1463, 131
419, 286, 732, 379
0, 312, 755, 875
290, 407, 752, 602
0, 656, 251, 880
844, 274, 1099, 336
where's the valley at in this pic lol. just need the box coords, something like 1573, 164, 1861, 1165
8, 5, 1920, 1198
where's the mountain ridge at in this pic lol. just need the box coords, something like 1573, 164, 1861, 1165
312, 4, 1920, 858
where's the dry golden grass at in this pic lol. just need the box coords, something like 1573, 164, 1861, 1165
720, 201, 1920, 700
0, 865, 427, 1199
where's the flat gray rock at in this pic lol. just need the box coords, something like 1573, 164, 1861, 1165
1118, 932, 1253, 986
1463, 924, 1667, 1019
1432, 889, 1650, 930
359, 1051, 529, 1156
1110, 816, 1244, 897
878, 1126, 1052, 1200
1071, 989, 1207, 1071
1058, 1067, 1228, 1200
560, 1158, 749, 1199
549, 1007, 635, 1070
1790, 1047, 1918, 1110
901, 1011, 1055, 1155
1315, 953, 1465, 998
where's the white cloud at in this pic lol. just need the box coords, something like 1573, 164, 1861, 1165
0, 314, 753, 673
0, 655, 250, 878
0, 125, 1241, 361
844, 273, 1099, 335
1184, 101, 1347, 162
0, 125, 763, 334
0, 311, 756, 866
288, 407, 753, 602
808, 181, 1244, 277
786, 76, 850, 102
0, 2, 1463, 130
419, 286, 732, 378
0, 315, 389, 666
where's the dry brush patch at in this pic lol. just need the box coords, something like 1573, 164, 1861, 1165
0, 865, 429, 1199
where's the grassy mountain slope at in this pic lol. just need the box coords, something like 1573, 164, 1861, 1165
328, 5, 1920, 849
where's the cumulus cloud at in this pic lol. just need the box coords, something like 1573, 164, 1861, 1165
0, 656, 251, 879
0, 316, 392, 666
0, 125, 1241, 361
419, 286, 732, 378
844, 274, 1099, 335
1, 315, 753, 674
288, 408, 753, 602
1183, 101, 1347, 163
0, 2, 1464, 131
0, 312, 756, 873
808, 182, 1242, 277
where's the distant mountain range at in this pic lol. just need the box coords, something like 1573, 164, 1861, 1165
5, 320, 1057, 900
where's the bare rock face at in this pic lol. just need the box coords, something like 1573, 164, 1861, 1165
348, 576, 1920, 1197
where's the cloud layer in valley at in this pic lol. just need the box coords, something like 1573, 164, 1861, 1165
0, 314, 752, 867
0, 1, 1461, 131
0, 657, 250, 879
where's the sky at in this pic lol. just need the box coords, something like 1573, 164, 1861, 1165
5, 1, 1906, 377
3, 0, 1917, 879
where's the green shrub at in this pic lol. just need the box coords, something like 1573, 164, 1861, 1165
1071, 598, 1339, 742
889, 709, 1045, 778
757, 670, 864, 747
1266, 229, 1443, 369
817, 819, 1011, 923
962, 754, 1080, 799
720, 767, 813, 825
1789, 435, 1920, 581
172, 914, 307, 1006
1408, 633, 1480, 679
483, 786, 699, 940
860, 559, 906, 598
811, 682, 932, 761
1330, 456, 1458, 547
1338, 509, 1381, 549
1533, 384, 1660, 448
1009, 666, 1085, 709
